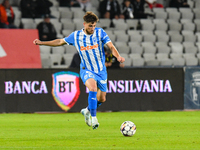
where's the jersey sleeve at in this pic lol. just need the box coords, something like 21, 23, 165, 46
101, 29, 111, 45
63, 32, 75, 46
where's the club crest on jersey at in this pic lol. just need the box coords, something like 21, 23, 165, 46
93, 37, 97, 43
52, 71, 80, 111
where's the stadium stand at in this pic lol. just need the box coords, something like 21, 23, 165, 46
154, 30, 170, 42
153, 19, 168, 31
49, 53, 62, 67
132, 58, 145, 67
160, 59, 173, 66
172, 57, 185, 66
143, 53, 156, 61
168, 30, 183, 42
141, 30, 156, 42
145, 59, 160, 66
113, 30, 129, 42
185, 57, 198, 66
155, 42, 171, 54
167, 19, 182, 31
129, 53, 142, 59
128, 31, 143, 43
153, 8, 168, 19
40, 53, 51, 68
39, 46, 51, 54
181, 19, 196, 31
128, 42, 143, 55
156, 53, 169, 60
169, 42, 184, 53
140, 19, 155, 31
52, 46, 66, 55
182, 31, 197, 42
126, 19, 139, 30
182, 42, 198, 54
5, 0, 200, 68
141, 42, 157, 54
123, 58, 132, 67
112, 19, 129, 30
179, 8, 194, 20
170, 53, 183, 59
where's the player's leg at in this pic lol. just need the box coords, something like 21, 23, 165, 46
80, 107, 92, 127
84, 78, 99, 129
80, 69, 97, 127
80, 78, 97, 127
96, 70, 107, 109
97, 88, 106, 108
85, 78, 98, 117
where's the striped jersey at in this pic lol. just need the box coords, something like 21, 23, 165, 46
63, 27, 111, 73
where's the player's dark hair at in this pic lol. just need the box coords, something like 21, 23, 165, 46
83, 11, 99, 23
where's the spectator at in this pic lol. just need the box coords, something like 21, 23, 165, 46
122, 0, 134, 19
78, 0, 92, 12
69, 52, 81, 68
99, 0, 124, 19
37, 14, 57, 41
105, 46, 124, 69
20, 0, 37, 18
131, 0, 154, 19
59, 0, 80, 7
146, 0, 164, 9
169, 0, 189, 8
35, 0, 53, 18
0, 0, 17, 28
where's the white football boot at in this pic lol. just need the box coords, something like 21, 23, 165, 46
81, 108, 91, 127
92, 117, 99, 130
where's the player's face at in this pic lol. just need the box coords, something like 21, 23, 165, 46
84, 22, 96, 35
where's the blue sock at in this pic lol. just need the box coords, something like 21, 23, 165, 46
97, 101, 102, 108
88, 91, 97, 117
88, 101, 102, 111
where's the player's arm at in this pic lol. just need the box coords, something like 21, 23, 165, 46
106, 42, 125, 63
33, 38, 66, 47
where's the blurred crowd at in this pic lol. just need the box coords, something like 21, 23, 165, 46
0, 0, 192, 68
0, 0, 191, 29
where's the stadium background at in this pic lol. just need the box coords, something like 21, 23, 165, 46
0, 0, 200, 112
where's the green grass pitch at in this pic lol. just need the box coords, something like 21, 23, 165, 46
0, 111, 199, 150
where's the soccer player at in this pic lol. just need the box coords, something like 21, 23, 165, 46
33, 11, 125, 129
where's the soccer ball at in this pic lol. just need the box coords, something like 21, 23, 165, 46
120, 121, 136, 137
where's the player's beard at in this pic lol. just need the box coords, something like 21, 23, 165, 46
86, 28, 94, 35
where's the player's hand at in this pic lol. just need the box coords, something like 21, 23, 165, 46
33, 39, 41, 45
117, 56, 125, 63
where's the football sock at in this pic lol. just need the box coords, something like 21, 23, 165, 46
97, 101, 102, 108
87, 101, 102, 110
88, 91, 97, 117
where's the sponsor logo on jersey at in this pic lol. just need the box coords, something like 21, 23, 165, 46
80, 44, 98, 51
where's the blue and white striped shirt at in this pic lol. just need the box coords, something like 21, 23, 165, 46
63, 27, 111, 73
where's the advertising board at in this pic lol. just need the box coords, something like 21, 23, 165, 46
0, 68, 184, 113
184, 67, 200, 109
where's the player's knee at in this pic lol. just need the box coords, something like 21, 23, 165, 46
102, 97, 106, 102
89, 87, 98, 92
98, 96, 106, 103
